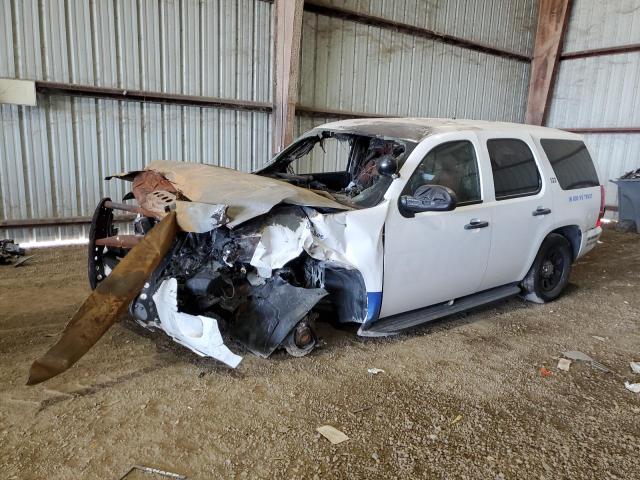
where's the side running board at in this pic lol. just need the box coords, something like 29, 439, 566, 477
362, 283, 521, 336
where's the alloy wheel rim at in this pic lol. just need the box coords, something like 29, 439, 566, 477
539, 249, 564, 292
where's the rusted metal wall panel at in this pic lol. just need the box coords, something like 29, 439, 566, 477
299, 12, 531, 122
0, 0, 273, 244
310, 0, 539, 57
563, 0, 640, 54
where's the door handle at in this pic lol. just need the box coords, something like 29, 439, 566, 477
464, 219, 489, 230
532, 207, 552, 216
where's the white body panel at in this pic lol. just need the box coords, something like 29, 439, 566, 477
316, 119, 605, 322
529, 136, 602, 259
380, 132, 492, 317
475, 131, 556, 290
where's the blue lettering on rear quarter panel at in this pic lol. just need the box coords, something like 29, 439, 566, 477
568, 193, 593, 202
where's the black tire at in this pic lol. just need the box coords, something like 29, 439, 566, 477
522, 233, 572, 304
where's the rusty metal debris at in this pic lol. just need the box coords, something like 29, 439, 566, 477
131, 170, 179, 218
95, 234, 144, 248
27, 212, 178, 385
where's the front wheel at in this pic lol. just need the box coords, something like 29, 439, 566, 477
522, 233, 572, 304
282, 316, 317, 357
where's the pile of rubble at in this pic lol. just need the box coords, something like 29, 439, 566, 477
0, 239, 29, 266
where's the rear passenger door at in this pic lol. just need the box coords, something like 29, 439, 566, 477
478, 133, 555, 290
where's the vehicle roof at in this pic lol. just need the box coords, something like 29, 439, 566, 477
315, 118, 582, 143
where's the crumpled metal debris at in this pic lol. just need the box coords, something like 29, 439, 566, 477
30, 149, 389, 382
109, 161, 351, 228
27, 212, 178, 385
0, 239, 26, 265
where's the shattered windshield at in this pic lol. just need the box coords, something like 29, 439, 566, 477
259, 131, 415, 208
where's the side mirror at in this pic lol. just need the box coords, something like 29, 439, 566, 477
399, 185, 458, 217
376, 156, 398, 177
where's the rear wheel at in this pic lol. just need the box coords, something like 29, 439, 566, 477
522, 233, 572, 303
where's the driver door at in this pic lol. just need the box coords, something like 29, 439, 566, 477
380, 135, 492, 317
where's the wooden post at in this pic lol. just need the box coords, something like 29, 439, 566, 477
272, 0, 304, 154
525, 0, 572, 126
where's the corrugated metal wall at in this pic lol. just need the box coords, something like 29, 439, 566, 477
2, 0, 272, 97
297, 1, 537, 120
562, 0, 640, 53
546, 0, 640, 207
309, 0, 538, 57
1, 0, 542, 243
0, 0, 273, 243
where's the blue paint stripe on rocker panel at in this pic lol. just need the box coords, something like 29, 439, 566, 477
366, 292, 382, 321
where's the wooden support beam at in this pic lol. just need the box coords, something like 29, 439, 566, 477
525, 0, 572, 126
272, 0, 304, 154
561, 43, 640, 60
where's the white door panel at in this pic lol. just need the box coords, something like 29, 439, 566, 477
477, 133, 555, 290
480, 195, 553, 289
380, 132, 492, 318
381, 204, 491, 317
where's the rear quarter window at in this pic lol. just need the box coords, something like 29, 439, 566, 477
540, 139, 600, 190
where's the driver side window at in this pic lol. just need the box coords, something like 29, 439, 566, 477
405, 140, 481, 204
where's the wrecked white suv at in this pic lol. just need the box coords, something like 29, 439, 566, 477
28, 119, 605, 384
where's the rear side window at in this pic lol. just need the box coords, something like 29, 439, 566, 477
540, 139, 599, 190
487, 139, 541, 200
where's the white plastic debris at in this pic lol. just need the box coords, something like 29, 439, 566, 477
317, 425, 349, 445
592, 335, 606, 342
624, 381, 640, 394
152, 278, 242, 368
367, 368, 385, 375
175, 201, 227, 233
557, 358, 571, 372
630, 362, 640, 374
563, 351, 610, 372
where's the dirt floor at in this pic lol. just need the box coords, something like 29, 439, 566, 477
1, 228, 638, 479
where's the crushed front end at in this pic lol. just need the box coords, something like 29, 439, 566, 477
88, 165, 375, 369
30, 127, 411, 384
